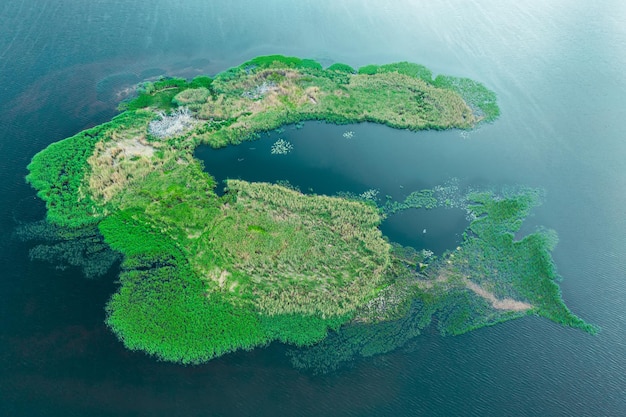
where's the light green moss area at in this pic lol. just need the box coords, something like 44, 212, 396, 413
25, 55, 593, 364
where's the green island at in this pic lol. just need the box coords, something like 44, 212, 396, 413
26, 55, 595, 364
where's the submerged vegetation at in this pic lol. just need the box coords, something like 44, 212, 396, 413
25, 55, 593, 364
14, 221, 120, 279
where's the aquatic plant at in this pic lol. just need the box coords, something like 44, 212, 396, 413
433, 75, 500, 122
359, 188, 379, 201
14, 221, 120, 279
288, 299, 432, 374
270, 138, 293, 155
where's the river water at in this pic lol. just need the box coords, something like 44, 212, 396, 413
1, 1, 625, 416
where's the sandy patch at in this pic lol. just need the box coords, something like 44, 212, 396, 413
464, 279, 532, 312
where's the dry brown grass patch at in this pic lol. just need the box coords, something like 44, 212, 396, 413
87, 136, 160, 202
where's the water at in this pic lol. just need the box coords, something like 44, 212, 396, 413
2, 1, 625, 415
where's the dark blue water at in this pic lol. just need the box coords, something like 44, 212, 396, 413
2, 1, 625, 416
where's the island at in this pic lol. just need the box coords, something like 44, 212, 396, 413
26, 55, 595, 364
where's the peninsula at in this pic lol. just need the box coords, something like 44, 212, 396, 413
26, 55, 594, 364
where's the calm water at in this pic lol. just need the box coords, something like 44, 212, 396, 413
1, 1, 625, 416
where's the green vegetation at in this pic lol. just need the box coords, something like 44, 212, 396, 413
25, 54, 592, 365
382, 189, 439, 214
357, 61, 499, 121
289, 187, 597, 373
443, 191, 598, 333
25, 111, 154, 227
327, 62, 356, 74
433, 75, 500, 122
100, 209, 267, 363
14, 221, 120, 279
120, 75, 214, 112
358, 62, 433, 82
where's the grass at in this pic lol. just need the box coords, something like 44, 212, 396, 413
208, 180, 390, 317
24, 54, 597, 364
